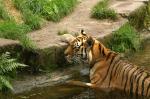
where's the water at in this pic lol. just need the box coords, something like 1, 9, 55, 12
0, 40, 150, 99
128, 39, 150, 70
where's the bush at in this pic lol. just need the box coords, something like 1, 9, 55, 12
91, 0, 117, 20
0, 21, 36, 49
107, 23, 141, 53
0, 52, 26, 91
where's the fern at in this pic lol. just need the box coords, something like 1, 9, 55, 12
0, 75, 13, 90
0, 52, 26, 91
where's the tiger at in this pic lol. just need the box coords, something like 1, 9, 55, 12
64, 30, 150, 98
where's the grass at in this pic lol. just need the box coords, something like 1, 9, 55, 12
0, 52, 26, 91
13, 0, 43, 30
91, 0, 117, 20
0, 0, 13, 21
57, 30, 69, 35
0, 21, 36, 49
23, 0, 78, 22
129, 1, 150, 30
22, 9, 43, 30
13, 0, 78, 23
42, 0, 78, 22
107, 23, 141, 53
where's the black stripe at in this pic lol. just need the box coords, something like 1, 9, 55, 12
112, 60, 121, 76
99, 44, 101, 53
135, 73, 143, 97
110, 54, 117, 64
108, 56, 120, 86
130, 68, 143, 97
129, 67, 139, 97
123, 67, 133, 93
102, 47, 105, 56
100, 54, 116, 83
106, 52, 112, 61
141, 74, 149, 96
113, 61, 123, 77
121, 64, 131, 85
146, 83, 150, 97
133, 70, 143, 98
84, 48, 87, 59
76, 38, 80, 41
81, 47, 83, 57
81, 42, 83, 46
116, 64, 124, 79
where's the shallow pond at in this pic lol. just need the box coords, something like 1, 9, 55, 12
0, 39, 150, 99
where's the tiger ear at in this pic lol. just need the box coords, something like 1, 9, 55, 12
81, 29, 86, 36
86, 36, 94, 48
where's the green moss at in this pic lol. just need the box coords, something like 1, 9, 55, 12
37, 46, 66, 71
107, 23, 141, 53
91, 0, 117, 20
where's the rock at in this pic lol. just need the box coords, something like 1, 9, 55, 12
109, 1, 145, 17
0, 38, 21, 54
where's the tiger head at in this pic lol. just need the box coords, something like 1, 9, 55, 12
64, 30, 95, 64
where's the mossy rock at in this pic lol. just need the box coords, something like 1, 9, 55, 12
21, 44, 67, 73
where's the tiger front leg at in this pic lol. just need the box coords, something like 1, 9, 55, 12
66, 80, 95, 88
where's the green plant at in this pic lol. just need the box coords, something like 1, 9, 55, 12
0, 52, 26, 91
57, 30, 69, 35
0, 0, 13, 21
107, 23, 140, 53
26, 0, 78, 22
0, 21, 36, 49
22, 9, 43, 30
91, 0, 117, 20
13, 0, 43, 30
129, 1, 150, 30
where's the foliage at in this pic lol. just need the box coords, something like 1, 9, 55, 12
91, 0, 117, 20
24, 0, 78, 22
12, 0, 78, 28
107, 23, 141, 53
0, 52, 26, 91
12, 0, 43, 30
0, 0, 13, 21
129, 1, 150, 30
0, 21, 36, 49
22, 9, 43, 30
